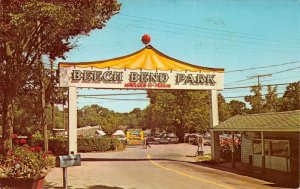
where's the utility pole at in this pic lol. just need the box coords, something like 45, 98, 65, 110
248, 74, 272, 85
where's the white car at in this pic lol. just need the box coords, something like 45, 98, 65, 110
166, 133, 179, 144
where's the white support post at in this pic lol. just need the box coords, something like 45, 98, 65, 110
68, 86, 77, 155
210, 90, 219, 127
261, 131, 265, 172
232, 131, 235, 168
210, 90, 220, 162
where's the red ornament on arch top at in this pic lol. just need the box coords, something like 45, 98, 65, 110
142, 34, 151, 45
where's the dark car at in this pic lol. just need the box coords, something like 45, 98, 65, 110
147, 137, 160, 144
203, 140, 211, 146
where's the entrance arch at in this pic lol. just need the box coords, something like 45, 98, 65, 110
58, 44, 224, 161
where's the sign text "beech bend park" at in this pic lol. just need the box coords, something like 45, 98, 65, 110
71, 70, 216, 86
59, 66, 223, 90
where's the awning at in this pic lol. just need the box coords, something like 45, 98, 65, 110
211, 110, 300, 132
59, 45, 224, 73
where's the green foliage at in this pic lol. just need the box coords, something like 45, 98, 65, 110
11, 100, 64, 136
0, 146, 55, 178
244, 82, 299, 114
78, 138, 124, 152
78, 138, 108, 152
143, 90, 213, 140
0, 0, 120, 152
49, 138, 68, 155
218, 94, 231, 122
121, 108, 144, 129
46, 137, 124, 155
280, 82, 300, 111
228, 100, 246, 116
30, 131, 44, 147
78, 105, 121, 135
245, 84, 265, 113
264, 85, 280, 112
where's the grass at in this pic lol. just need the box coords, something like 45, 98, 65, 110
196, 153, 212, 162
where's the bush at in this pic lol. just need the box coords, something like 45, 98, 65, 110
49, 138, 68, 155
0, 146, 55, 178
46, 137, 124, 155
78, 137, 124, 152
219, 138, 241, 162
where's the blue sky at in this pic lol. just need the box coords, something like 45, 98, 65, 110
57, 0, 300, 113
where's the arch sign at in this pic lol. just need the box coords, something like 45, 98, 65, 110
59, 45, 224, 90
58, 43, 224, 161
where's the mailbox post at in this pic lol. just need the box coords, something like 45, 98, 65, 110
56, 154, 81, 189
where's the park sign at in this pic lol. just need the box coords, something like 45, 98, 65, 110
58, 45, 224, 90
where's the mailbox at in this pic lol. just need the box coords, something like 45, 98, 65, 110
56, 154, 81, 168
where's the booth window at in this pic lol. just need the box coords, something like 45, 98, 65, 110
270, 140, 289, 157
253, 139, 289, 157
253, 139, 270, 155
253, 140, 262, 154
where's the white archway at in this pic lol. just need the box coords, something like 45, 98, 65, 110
58, 45, 224, 161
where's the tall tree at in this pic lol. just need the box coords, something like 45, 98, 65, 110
144, 91, 177, 132
0, 0, 120, 152
228, 100, 246, 116
218, 93, 231, 122
244, 84, 265, 113
280, 82, 300, 111
145, 90, 212, 140
264, 85, 279, 112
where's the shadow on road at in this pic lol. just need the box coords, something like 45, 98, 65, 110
82, 157, 188, 163
73, 157, 299, 189
44, 183, 125, 189
190, 161, 299, 189
88, 185, 125, 189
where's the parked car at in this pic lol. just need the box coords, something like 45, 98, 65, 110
184, 134, 201, 144
203, 132, 211, 140
147, 137, 160, 144
159, 137, 169, 144
166, 133, 179, 144
203, 140, 211, 146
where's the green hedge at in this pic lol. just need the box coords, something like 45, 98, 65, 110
1, 137, 125, 155
49, 138, 69, 155
29, 137, 124, 155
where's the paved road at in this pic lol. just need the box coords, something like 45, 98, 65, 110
45, 143, 291, 189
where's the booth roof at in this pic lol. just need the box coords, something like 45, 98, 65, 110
211, 110, 300, 132
59, 45, 224, 72
112, 130, 126, 136
96, 130, 106, 136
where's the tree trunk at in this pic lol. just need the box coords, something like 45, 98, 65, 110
1, 93, 13, 153
50, 58, 55, 132
51, 102, 55, 130
40, 63, 48, 153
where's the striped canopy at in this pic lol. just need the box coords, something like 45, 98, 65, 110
59, 45, 224, 73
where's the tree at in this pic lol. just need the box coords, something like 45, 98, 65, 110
218, 93, 231, 122
144, 90, 212, 140
144, 91, 177, 132
264, 85, 279, 112
0, 0, 120, 152
244, 84, 265, 113
280, 82, 300, 111
228, 100, 246, 116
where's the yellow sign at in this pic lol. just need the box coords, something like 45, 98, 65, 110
127, 129, 144, 145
